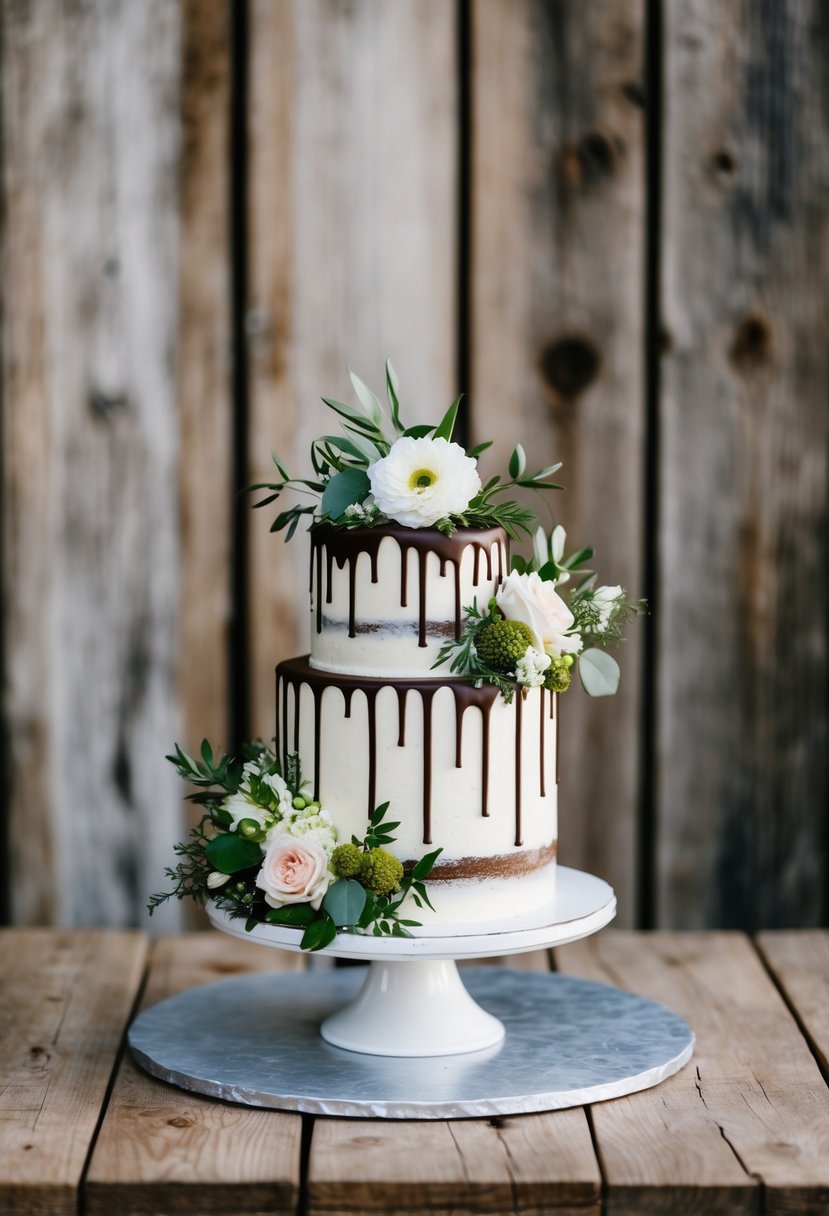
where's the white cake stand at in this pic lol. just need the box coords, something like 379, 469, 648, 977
130, 867, 695, 1116
208, 865, 615, 1056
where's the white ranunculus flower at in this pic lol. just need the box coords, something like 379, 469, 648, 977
255, 834, 332, 910
367, 436, 481, 528
515, 646, 552, 688
496, 570, 582, 658
590, 585, 623, 633
223, 791, 274, 833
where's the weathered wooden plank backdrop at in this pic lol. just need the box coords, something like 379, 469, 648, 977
1, 0, 826, 931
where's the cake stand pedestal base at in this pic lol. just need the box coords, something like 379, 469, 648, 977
320, 960, 505, 1056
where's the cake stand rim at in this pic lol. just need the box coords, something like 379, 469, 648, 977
206, 865, 616, 960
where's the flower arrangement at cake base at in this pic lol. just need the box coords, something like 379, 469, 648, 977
149, 741, 442, 951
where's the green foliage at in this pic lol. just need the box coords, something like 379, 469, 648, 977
323, 878, 367, 927
433, 395, 462, 442
544, 656, 572, 693
300, 915, 337, 952
204, 833, 262, 875
320, 468, 372, 519
432, 599, 518, 703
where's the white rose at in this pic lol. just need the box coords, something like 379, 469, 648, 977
496, 570, 581, 658
223, 792, 273, 833
367, 436, 481, 528
255, 834, 332, 910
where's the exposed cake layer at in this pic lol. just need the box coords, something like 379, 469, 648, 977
308, 524, 508, 677
276, 657, 558, 924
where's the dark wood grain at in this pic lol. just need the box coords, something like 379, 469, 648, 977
469, 0, 647, 924
657, 0, 829, 928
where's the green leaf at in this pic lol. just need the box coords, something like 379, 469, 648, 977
321, 397, 382, 435
200, 738, 214, 769
433, 394, 462, 442
371, 801, 390, 825
300, 914, 337, 952
561, 546, 595, 569
411, 847, 443, 881
320, 468, 371, 519
467, 440, 493, 458
403, 424, 434, 439
578, 648, 621, 697
386, 359, 403, 432
322, 878, 367, 927
204, 833, 262, 875
245, 915, 258, 932
508, 444, 526, 479
265, 904, 316, 926
349, 368, 385, 426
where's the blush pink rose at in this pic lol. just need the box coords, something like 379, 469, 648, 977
255, 834, 331, 909
495, 570, 582, 657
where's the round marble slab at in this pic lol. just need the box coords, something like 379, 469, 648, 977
129, 968, 695, 1119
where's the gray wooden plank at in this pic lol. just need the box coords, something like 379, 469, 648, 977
1, 0, 185, 927
658, 0, 829, 928
756, 931, 829, 1082
469, 0, 647, 924
245, 0, 458, 736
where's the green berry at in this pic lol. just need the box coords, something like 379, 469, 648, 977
359, 848, 404, 896
331, 842, 364, 879
544, 656, 572, 693
474, 619, 535, 672
292, 796, 306, 809
237, 818, 264, 841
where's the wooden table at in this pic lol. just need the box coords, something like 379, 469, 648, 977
2, 930, 828, 1215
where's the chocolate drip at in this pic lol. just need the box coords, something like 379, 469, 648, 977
293, 683, 301, 752
555, 692, 560, 784
312, 686, 322, 798
539, 687, 546, 797
420, 688, 436, 843
515, 691, 524, 846
310, 523, 507, 648
281, 677, 289, 766
277, 658, 502, 843
397, 686, 408, 746
275, 675, 281, 765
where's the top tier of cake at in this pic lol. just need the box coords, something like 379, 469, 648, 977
309, 523, 508, 677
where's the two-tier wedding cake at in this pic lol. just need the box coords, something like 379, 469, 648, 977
152, 364, 642, 949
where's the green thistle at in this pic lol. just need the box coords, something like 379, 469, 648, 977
544, 655, 573, 693
360, 848, 404, 896
474, 619, 534, 673
331, 842, 364, 879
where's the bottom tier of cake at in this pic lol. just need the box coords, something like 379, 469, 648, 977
276, 657, 559, 925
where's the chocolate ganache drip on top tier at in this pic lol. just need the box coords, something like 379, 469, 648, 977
309, 523, 507, 648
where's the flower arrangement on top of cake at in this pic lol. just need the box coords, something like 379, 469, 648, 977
252, 362, 645, 703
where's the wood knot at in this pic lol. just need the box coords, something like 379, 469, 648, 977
730, 315, 771, 369
167, 1116, 192, 1128
88, 390, 129, 422
711, 148, 737, 178
540, 337, 601, 402
560, 131, 617, 189
621, 80, 647, 108
489, 1115, 508, 1129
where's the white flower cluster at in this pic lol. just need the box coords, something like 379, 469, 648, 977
344, 496, 380, 523
208, 751, 337, 909
515, 646, 552, 688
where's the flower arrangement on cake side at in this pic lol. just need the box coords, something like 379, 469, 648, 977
149, 740, 442, 949
252, 361, 644, 700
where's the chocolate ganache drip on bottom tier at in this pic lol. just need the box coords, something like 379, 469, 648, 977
275, 657, 557, 848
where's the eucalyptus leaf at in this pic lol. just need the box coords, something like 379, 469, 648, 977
204, 833, 262, 875
578, 648, 621, 697
386, 359, 403, 432
323, 878, 367, 927
320, 468, 371, 519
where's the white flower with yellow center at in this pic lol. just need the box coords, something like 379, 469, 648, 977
367, 436, 481, 529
